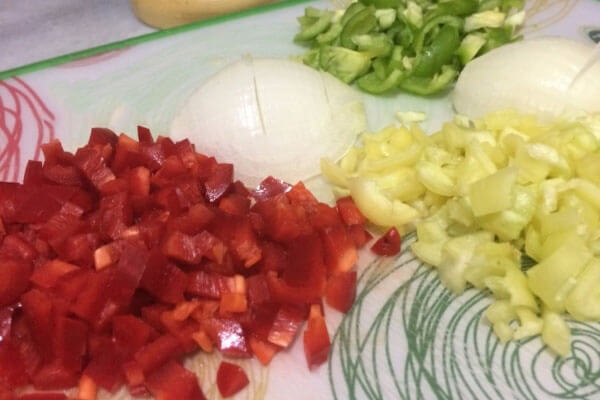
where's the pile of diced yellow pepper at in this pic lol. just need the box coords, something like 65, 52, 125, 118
322, 110, 600, 356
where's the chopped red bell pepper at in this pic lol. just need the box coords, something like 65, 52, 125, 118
248, 336, 279, 366
0, 126, 372, 398
16, 393, 68, 400
202, 318, 250, 358
30, 260, 79, 289
348, 224, 373, 248
371, 227, 402, 256
267, 305, 306, 348
204, 163, 233, 203
134, 335, 183, 375
146, 361, 206, 400
0, 258, 32, 307
303, 305, 331, 370
320, 225, 358, 275
251, 176, 291, 201
216, 361, 249, 398
141, 249, 188, 304
336, 196, 367, 225
325, 270, 358, 313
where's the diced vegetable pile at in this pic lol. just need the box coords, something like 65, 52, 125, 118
295, 0, 525, 95
0, 127, 375, 399
322, 110, 600, 356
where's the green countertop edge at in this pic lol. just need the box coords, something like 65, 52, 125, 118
0, 0, 316, 80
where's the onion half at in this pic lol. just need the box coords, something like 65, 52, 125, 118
170, 56, 366, 187
453, 37, 600, 118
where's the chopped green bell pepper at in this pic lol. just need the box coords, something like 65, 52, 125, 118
399, 65, 457, 95
411, 25, 460, 77
340, 6, 379, 49
358, 69, 404, 93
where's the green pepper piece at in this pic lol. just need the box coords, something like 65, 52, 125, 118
360, 0, 403, 9
399, 65, 457, 95
388, 45, 405, 70
305, 7, 329, 18
411, 25, 460, 77
396, 24, 416, 48
427, 0, 478, 18
358, 69, 404, 93
302, 48, 321, 69
298, 15, 317, 28
317, 23, 343, 44
500, 0, 524, 12
353, 33, 394, 57
375, 8, 397, 29
457, 33, 486, 64
372, 58, 389, 79
295, 11, 333, 41
482, 26, 518, 53
320, 46, 372, 83
340, 6, 378, 49
477, 0, 502, 11
413, 15, 463, 54
341, 2, 367, 25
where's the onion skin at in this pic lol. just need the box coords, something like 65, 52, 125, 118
453, 37, 600, 118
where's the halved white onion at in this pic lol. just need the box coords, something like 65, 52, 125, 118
453, 37, 600, 118
170, 56, 366, 187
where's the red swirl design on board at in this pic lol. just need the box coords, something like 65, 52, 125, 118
0, 77, 55, 182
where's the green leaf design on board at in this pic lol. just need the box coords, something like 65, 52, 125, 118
329, 234, 600, 399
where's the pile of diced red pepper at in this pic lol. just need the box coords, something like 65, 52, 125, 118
0, 127, 396, 400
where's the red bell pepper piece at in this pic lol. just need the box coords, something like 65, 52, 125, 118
137, 126, 153, 145
371, 227, 402, 256
202, 318, 250, 358
0, 234, 37, 262
112, 315, 153, 353
186, 271, 231, 300
20, 289, 54, 361
246, 274, 271, 307
325, 270, 358, 313
336, 196, 367, 225
267, 234, 326, 305
204, 163, 233, 203
251, 176, 291, 201
83, 341, 125, 392
320, 225, 358, 275
99, 192, 132, 240
42, 164, 84, 187
0, 258, 32, 307
73, 146, 115, 190
30, 260, 79, 290
16, 393, 68, 400
219, 193, 251, 216
0, 340, 28, 389
267, 305, 306, 348
251, 194, 311, 242
162, 231, 202, 264
37, 202, 84, 252
134, 334, 184, 375
145, 361, 206, 400
111, 134, 141, 173
142, 249, 188, 304
347, 224, 373, 248
303, 305, 330, 370
216, 361, 249, 398
89, 127, 118, 148
248, 336, 279, 366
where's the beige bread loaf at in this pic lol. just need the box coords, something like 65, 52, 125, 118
131, 0, 278, 29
